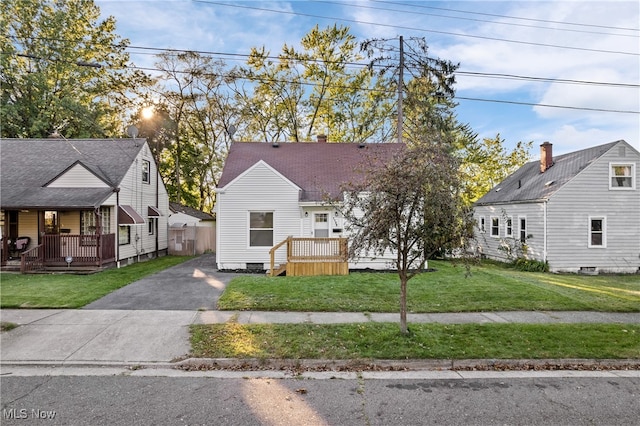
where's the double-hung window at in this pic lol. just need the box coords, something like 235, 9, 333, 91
588, 217, 606, 248
609, 163, 635, 189
478, 217, 486, 233
490, 217, 500, 237
142, 160, 151, 184
249, 212, 273, 247
519, 217, 527, 243
505, 217, 513, 238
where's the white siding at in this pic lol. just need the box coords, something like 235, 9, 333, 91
546, 142, 640, 273
47, 163, 109, 188
117, 143, 169, 262
217, 162, 301, 269
473, 203, 545, 263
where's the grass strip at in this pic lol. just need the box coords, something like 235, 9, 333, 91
217, 261, 640, 313
0, 256, 194, 308
190, 323, 640, 360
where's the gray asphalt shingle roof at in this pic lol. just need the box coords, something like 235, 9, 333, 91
169, 202, 215, 220
475, 141, 622, 205
0, 138, 145, 209
218, 141, 403, 201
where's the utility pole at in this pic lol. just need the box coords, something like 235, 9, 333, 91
397, 36, 404, 144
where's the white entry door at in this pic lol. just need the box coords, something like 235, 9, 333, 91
313, 213, 329, 238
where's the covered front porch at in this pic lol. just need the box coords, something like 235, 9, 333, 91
3, 233, 116, 273
1, 208, 117, 273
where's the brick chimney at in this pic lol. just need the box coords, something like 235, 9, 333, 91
540, 142, 553, 173
317, 134, 327, 143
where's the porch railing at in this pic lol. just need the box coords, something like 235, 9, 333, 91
269, 237, 348, 277
39, 234, 116, 267
21, 244, 43, 273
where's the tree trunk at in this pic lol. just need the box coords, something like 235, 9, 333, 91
399, 276, 408, 334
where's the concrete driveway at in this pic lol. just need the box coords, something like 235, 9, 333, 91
83, 253, 238, 311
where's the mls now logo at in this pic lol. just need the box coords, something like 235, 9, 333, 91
3, 408, 28, 419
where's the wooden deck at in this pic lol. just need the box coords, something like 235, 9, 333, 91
269, 237, 349, 277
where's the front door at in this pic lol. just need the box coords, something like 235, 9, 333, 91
43, 210, 61, 260
314, 213, 329, 238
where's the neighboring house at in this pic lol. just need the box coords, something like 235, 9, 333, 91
215, 137, 402, 273
168, 202, 216, 255
473, 140, 640, 274
169, 202, 215, 227
0, 138, 169, 271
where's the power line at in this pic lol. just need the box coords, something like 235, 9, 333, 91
123, 45, 640, 89
372, 0, 640, 32
6, 50, 639, 114
193, 1, 639, 56
316, 0, 639, 38
10, 36, 638, 89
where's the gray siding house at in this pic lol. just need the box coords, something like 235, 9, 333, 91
1, 138, 169, 271
473, 140, 639, 273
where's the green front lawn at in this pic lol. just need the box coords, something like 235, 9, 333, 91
0, 256, 194, 308
191, 322, 640, 360
217, 261, 640, 313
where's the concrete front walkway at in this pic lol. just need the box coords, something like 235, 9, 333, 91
2, 308, 639, 365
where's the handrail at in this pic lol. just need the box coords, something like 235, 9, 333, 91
21, 244, 44, 273
269, 236, 291, 277
269, 237, 349, 276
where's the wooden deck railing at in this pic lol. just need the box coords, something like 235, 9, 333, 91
18, 234, 116, 272
21, 244, 43, 273
269, 237, 348, 276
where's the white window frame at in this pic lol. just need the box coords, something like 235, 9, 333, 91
609, 162, 635, 190
588, 216, 606, 248
81, 207, 111, 235
518, 216, 527, 243
505, 216, 513, 238
148, 218, 155, 235
142, 159, 151, 184
478, 216, 486, 234
248, 211, 274, 248
490, 217, 500, 238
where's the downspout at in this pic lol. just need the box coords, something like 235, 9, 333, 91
543, 200, 548, 262
155, 162, 159, 258
116, 188, 120, 268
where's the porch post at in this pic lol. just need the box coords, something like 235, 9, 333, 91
95, 208, 102, 266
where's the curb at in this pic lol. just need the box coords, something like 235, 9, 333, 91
174, 358, 640, 372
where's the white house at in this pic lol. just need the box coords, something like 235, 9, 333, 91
473, 140, 640, 274
215, 137, 403, 272
0, 138, 169, 271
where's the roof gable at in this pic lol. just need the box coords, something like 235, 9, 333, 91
475, 140, 629, 205
45, 160, 111, 188
218, 142, 403, 201
222, 160, 301, 193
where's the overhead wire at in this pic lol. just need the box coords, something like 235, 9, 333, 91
192, 1, 639, 56
315, 0, 639, 38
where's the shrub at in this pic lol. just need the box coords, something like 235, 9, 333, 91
513, 258, 549, 272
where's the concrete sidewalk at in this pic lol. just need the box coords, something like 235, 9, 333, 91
1, 309, 639, 365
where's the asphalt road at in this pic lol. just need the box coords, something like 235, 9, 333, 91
2, 373, 639, 425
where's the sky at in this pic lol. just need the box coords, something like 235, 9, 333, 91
96, 0, 640, 156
